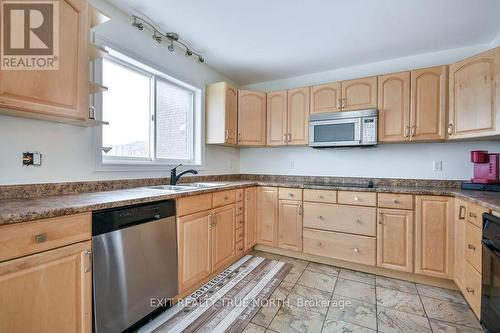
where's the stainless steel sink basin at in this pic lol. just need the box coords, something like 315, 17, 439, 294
148, 185, 197, 191
183, 182, 229, 188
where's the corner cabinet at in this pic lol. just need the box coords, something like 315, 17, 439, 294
0, 0, 89, 121
238, 90, 267, 146
206, 82, 238, 145
414, 196, 454, 279
448, 47, 500, 139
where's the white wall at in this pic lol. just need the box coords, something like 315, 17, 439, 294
0, 0, 239, 185
240, 44, 500, 180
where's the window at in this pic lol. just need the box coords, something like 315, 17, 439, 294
97, 45, 201, 166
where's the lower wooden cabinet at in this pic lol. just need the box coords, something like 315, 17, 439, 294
454, 199, 467, 289
278, 200, 303, 251
0, 241, 92, 333
464, 261, 482, 318
415, 196, 454, 279
212, 204, 236, 271
377, 209, 414, 272
244, 187, 257, 250
256, 187, 279, 247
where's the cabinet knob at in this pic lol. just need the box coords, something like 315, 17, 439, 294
319, 195, 324, 199
289, 193, 294, 197
35, 233, 47, 244
354, 197, 359, 201
356, 219, 362, 224
238, 246, 244, 251
469, 212, 477, 218
468, 244, 476, 251
352, 248, 359, 253
393, 199, 400, 204
317, 241, 322, 247
447, 123, 453, 135
317, 215, 324, 220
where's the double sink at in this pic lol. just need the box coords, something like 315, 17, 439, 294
147, 182, 229, 193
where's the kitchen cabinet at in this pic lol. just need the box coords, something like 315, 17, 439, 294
464, 261, 482, 318
415, 196, 454, 279
310, 82, 342, 114
211, 204, 236, 272
178, 210, 212, 292
267, 91, 288, 146
206, 82, 238, 145
448, 47, 500, 139
454, 199, 467, 290
0, 0, 90, 122
377, 72, 411, 142
238, 90, 267, 146
377, 209, 414, 272
244, 187, 257, 250
0, 241, 92, 333
256, 187, 279, 247
341, 76, 378, 111
278, 199, 303, 251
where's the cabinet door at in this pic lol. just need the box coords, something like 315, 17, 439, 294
415, 196, 454, 279
244, 188, 257, 250
212, 204, 236, 272
448, 47, 500, 139
0, 0, 88, 120
341, 76, 378, 111
0, 241, 92, 333
287, 87, 310, 145
178, 211, 212, 292
310, 82, 341, 114
225, 84, 238, 144
238, 90, 267, 146
454, 199, 467, 290
377, 209, 413, 272
410, 66, 447, 141
278, 200, 303, 251
267, 91, 288, 146
377, 72, 411, 142
257, 187, 279, 247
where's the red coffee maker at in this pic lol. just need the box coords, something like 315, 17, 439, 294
470, 150, 500, 184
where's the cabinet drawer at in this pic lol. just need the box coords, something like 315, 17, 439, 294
235, 240, 245, 255
466, 203, 488, 228
464, 261, 481, 318
465, 222, 482, 272
378, 193, 413, 210
278, 188, 303, 201
236, 189, 244, 202
303, 203, 376, 236
235, 214, 244, 229
235, 228, 245, 243
303, 189, 337, 203
236, 201, 244, 215
177, 193, 212, 216
0, 213, 91, 262
303, 228, 376, 266
338, 191, 376, 207
213, 190, 236, 208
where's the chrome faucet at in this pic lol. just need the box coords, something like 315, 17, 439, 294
170, 164, 198, 185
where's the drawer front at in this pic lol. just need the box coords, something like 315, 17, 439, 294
236, 189, 244, 202
177, 193, 212, 216
236, 201, 244, 216
465, 222, 482, 272
303, 189, 337, 204
378, 193, 414, 210
464, 261, 481, 318
278, 188, 303, 201
338, 191, 376, 207
303, 228, 376, 266
235, 227, 245, 243
303, 203, 376, 236
466, 203, 488, 228
0, 213, 91, 262
236, 214, 244, 229
213, 190, 236, 208
235, 240, 245, 255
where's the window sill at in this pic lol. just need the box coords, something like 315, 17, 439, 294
95, 161, 204, 172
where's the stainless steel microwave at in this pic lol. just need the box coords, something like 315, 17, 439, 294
309, 109, 378, 147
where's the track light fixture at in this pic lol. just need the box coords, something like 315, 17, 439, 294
131, 15, 204, 64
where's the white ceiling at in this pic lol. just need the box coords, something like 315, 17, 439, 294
108, 0, 500, 85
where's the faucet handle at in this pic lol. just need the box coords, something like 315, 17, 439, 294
171, 163, 183, 171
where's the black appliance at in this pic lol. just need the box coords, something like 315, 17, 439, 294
482, 212, 500, 332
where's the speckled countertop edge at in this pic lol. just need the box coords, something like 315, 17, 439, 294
0, 181, 498, 225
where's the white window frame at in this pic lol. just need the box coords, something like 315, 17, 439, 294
92, 36, 203, 171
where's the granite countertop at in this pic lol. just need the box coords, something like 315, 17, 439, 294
0, 181, 498, 225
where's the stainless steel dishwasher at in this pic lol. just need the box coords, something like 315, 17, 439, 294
92, 200, 177, 333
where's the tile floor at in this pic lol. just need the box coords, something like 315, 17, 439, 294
244, 250, 484, 333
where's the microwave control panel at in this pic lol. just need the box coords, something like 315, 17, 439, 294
361, 117, 377, 144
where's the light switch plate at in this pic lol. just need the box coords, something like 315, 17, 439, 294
433, 160, 442, 172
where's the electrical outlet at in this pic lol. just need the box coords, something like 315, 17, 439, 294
433, 160, 442, 172
23, 152, 42, 166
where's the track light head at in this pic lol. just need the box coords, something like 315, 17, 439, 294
152, 32, 162, 43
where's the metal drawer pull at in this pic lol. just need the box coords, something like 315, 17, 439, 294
469, 212, 477, 218
317, 241, 322, 246
466, 287, 474, 294
289, 193, 294, 197
238, 246, 244, 251
317, 215, 324, 220
459, 205, 466, 219
468, 244, 476, 250
84, 249, 92, 273
35, 233, 47, 244
352, 248, 359, 253
393, 199, 400, 204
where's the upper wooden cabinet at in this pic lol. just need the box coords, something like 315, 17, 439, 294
410, 66, 447, 141
448, 47, 500, 139
238, 90, 267, 146
341, 76, 378, 111
206, 82, 238, 145
256, 187, 279, 247
377, 72, 411, 142
310, 82, 341, 114
0, 0, 89, 122
287, 87, 310, 145
415, 196, 454, 279
267, 91, 288, 146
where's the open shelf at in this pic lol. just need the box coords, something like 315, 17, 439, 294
89, 82, 108, 94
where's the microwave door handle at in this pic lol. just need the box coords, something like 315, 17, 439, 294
354, 119, 362, 143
